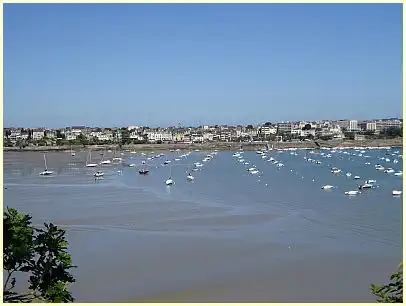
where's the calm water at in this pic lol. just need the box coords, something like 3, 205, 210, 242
3, 148, 403, 302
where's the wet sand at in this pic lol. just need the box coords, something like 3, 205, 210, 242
4, 137, 403, 153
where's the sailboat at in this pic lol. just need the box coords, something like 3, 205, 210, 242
39, 154, 54, 176
112, 148, 123, 164
70, 145, 76, 156
165, 166, 175, 185
139, 161, 149, 175
186, 165, 194, 181
85, 150, 98, 167
93, 170, 104, 178
100, 150, 112, 165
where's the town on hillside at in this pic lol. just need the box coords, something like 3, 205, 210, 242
4, 118, 403, 148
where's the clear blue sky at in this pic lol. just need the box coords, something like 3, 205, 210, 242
4, 3, 402, 128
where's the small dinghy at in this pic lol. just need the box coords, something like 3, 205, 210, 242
93, 171, 104, 178
345, 190, 361, 195
365, 179, 376, 184
359, 183, 373, 190
186, 173, 195, 181
354, 176, 361, 180
40, 170, 54, 176
166, 178, 174, 185
139, 169, 149, 175
321, 185, 334, 190
392, 190, 402, 196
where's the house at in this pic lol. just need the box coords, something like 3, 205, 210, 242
130, 131, 144, 141
66, 134, 77, 141
354, 134, 366, 141
191, 133, 204, 143
45, 130, 56, 139
32, 130, 45, 140
259, 126, 277, 137
203, 132, 214, 141
172, 132, 185, 142
300, 129, 316, 137
9, 129, 22, 141
147, 130, 173, 143
277, 122, 292, 134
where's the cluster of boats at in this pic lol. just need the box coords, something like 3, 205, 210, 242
39, 149, 219, 185
233, 147, 403, 198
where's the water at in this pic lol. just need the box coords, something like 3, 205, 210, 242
3, 148, 403, 302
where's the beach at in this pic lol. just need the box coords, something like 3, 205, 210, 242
3, 137, 403, 153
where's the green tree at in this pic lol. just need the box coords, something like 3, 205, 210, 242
56, 130, 65, 139
76, 134, 88, 146
37, 138, 47, 146
371, 262, 403, 303
344, 131, 355, 140
3, 138, 13, 147
3, 207, 76, 302
15, 139, 26, 149
302, 124, 312, 130
381, 127, 403, 138
120, 129, 131, 145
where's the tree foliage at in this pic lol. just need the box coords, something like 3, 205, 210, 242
3, 207, 76, 302
371, 262, 403, 303
381, 127, 403, 138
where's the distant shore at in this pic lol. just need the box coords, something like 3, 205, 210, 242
3, 138, 403, 153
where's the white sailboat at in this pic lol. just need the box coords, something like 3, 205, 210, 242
39, 154, 54, 176
165, 166, 175, 185
186, 165, 194, 181
70, 145, 76, 156
112, 148, 123, 164
86, 150, 98, 167
93, 171, 104, 178
100, 150, 112, 165
139, 161, 149, 175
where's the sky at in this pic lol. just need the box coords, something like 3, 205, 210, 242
4, 3, 403, 128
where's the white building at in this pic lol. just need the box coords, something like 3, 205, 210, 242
366, 122, 377, 131
130, 131, 144, 141
349, 120, 359, 131
300, 129, 316, 137
203, 132, 214, 141
32, 131, 45, 140
147, 131, 173, 142
70, 129, 82, 136
66, 134, 77, 141
260, 126, 277, 136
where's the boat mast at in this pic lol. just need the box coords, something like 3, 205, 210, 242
44, 154, 47, 170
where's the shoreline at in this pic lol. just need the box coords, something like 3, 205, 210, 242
3, 138, 403, 153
